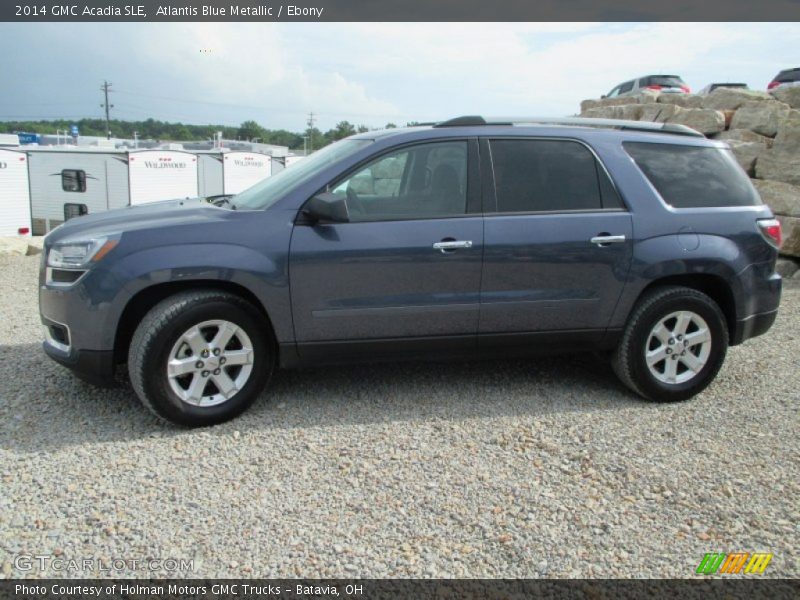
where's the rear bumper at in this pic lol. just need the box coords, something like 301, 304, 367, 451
731, 308, 779, 346
42, 340, 116, 387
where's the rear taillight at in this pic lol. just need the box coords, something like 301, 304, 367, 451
767, 80, 780, 90
18, 227, 30, 235
758, 218, 782, 248
680, 85, 691, 93
646, 85, 663, 91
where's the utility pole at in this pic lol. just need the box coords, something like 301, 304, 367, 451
306, 111, 315, 153
100, 80, 114, 139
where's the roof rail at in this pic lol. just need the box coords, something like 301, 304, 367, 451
433, 115, 704, 138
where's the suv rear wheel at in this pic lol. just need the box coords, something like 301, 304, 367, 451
128, 290, 273, 426
612, 286, 728, 402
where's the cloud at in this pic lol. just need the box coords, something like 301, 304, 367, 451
0, 22, 796, 130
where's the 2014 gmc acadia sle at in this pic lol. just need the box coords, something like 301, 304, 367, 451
39, 116, 783, 426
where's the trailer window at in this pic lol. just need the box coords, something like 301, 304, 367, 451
64, 203, 88, 221
62, 170, 87, 193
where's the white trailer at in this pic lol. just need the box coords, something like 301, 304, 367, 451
128, 150, 198, 205
221, 151, 271, 194
0, 149, 32, 236
26, 148, 128, 235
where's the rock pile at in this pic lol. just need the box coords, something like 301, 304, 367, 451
580, 86, 800, 272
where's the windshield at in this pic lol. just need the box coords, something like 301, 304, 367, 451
232, 138, 373, 210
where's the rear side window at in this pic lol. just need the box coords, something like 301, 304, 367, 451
624, 142, 760, 208
489, 139, 623, 213
644, 75, 685, 87
776, 69, 800, 83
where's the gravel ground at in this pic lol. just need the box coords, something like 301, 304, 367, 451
0, 253, 798, 579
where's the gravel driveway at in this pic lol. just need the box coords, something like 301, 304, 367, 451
1, 253, 798, 579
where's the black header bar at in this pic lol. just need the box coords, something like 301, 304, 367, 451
1, 0, 799, 22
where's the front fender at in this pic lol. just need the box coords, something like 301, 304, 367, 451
89, 243, 292, 349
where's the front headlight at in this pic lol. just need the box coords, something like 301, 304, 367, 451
47, 237, 118, 269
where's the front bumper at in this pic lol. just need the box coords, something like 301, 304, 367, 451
42, 338, 116, 387
40, 271, 120, 387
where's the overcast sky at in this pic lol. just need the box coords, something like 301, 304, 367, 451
0, 22, 797, 132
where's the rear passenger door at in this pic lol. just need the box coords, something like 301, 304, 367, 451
478, 138, 633, 341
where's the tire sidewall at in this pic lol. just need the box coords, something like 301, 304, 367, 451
141, 299, 271, 426
629, 293, 727, 401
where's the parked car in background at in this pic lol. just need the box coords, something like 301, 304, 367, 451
768, 68, 800, 90
39, 116, 782, 426
604, 75, 690, 98
699, 83, 749, 95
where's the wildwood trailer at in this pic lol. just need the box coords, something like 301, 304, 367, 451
26, 148, 199, 234
0, 148, 32, 236
196, 150, 272, 197
128, 149, 198, 205
26, 148, 128, 234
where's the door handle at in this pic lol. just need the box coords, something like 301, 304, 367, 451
433, 240, 473, 253
590, 234, 626, 246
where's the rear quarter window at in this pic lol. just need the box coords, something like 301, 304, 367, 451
623, 142, 761, 208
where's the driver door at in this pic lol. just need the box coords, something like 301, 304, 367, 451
289, 139, 483, 357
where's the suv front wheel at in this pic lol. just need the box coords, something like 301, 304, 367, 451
612, 286, 729, 402
128, 290, 273, 426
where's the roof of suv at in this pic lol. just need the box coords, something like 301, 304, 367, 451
351, 115, 705, 142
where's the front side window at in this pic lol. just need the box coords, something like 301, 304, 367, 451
624, 142, 761, 208
489, 139, 621, 213
62, 169, 86, 192
619, 81, 635, 93
331, 141, 468, 222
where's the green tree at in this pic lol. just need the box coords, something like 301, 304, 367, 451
236, 120, 268, 141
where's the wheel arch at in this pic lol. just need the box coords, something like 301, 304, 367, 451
114, 280, 278, 364
634, 273, 737, 343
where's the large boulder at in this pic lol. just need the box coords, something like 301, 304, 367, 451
0, 237, 30, 257
775, 258, 799, 278
771, 109, 800, 154
666, 108, 726, 135
581, 106, 624, 119
770, 86, 800, 109
701, 88, 771, 111
639, 103, 682, 123
777, 215, 800, 258
657, 93, 703, 108
752, 179, 800, 217
730, 100, 791, 137
580, 91, 660, 113
756, 151, 800, 186
727, 141, 766, 176
715, 128, 774, 146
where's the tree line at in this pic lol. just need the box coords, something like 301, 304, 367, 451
0, 118, 405, 150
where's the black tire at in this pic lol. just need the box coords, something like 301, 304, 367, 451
612, 286, 728, 402
128, 290, 273, 426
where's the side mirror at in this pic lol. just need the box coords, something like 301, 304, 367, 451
302, 192, 349, 223
601, 94, 607, 99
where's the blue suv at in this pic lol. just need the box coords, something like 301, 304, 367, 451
39, 117, 783, 426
